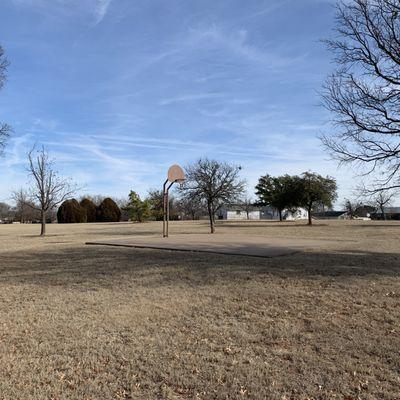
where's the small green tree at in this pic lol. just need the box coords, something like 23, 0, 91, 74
0, 202, 12, 220
125, 191, 151, 222
57, 199, 87, 223
255, 174, 302, 221
96, 198, 121, 222
80, 198, 97, 222
146, 189, 164, 221
147, 189, 179, 221
300, 172, 337, 225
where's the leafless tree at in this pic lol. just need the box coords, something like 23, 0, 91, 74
11, 188, 37, 223
27, 146, 77, 235
81, 194, 105, 206
238, 196, 255, 220
0, 45, 10, 155
182, 158, 245, 233
356, 180, 398, 218
322, 0, 400, 191
343, 198, 362, 219
372, 190, 396, 219
177, 192, 206, 220
0, 124, 10, 155
359, 188, 397, 219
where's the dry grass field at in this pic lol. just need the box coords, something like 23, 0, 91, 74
0, 220, 399, 399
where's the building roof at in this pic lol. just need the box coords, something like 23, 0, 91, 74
383, 207, 400, 213
313, 211, 347, 218
220, 204, 261, 211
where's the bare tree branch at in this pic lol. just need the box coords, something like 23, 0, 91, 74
322, 0, 400, 190
181, 158, 245, 233
27, 146, 78, 235
0, 45, 10, 155
356, 179, 398, 218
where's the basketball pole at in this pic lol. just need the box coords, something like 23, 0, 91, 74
163, 164, 186, 238
163, 179, 168, 237
163, 180, 175, 238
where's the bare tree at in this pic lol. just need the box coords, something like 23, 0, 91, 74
238, 196, 255, 220
27, 146, 77, 235
356, 180, 398, 219
322, 0, 400, 191
11, 188, 38, 223
182, 158, 245, 233
85, 194, 105, 206
177, 192, 206, 220
0, 45, 10, 155
372, 190, 396, 219
343, 198, 362, 219
0, 124, 10, 155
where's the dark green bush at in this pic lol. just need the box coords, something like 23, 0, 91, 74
80, 198, 97, 222
96, 198, 121, 222
57, 199, 87, 223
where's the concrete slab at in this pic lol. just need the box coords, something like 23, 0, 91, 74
86, 234, 329, 258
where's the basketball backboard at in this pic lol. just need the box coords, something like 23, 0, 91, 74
167, 164, 185, 183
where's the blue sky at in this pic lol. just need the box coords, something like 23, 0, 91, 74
0, 0, 355, 204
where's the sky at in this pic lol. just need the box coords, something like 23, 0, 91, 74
0, 0, 357, 205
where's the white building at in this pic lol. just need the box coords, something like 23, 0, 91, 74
282, 208, 309, 220
217, 208, 261, 220
217, 206, 308, 221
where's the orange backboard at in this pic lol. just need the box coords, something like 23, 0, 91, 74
167, 164, 185, 182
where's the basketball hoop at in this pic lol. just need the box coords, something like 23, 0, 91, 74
177, 179, 185, 190
167, 165, 185, 182
163, 164, 186, 238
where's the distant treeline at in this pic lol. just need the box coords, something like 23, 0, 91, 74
1, 157, 340, 234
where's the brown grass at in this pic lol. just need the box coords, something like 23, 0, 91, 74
0, 220, 399, 399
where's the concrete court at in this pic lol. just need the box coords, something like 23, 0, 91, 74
85, 233, 337, 258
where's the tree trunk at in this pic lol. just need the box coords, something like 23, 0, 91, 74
40, 210, 46, 236
381, 206, 386, 220
308, 206, 312, 225
207, 203, 215, 233
278, 209, 282, 222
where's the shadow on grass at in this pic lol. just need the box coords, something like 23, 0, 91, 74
216, 221, 400, 229
217, 222, 329, 229
345, 224, 400, 228
0, 244, 399, 288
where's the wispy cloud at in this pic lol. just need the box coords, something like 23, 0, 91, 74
1, 133, 32, 168
93, 0, 112, 25
11, 0, 113, 25
0, 0, 357, 203
184, 24, 304, 68
159, 93, 225, 106
238, 0, 290, 22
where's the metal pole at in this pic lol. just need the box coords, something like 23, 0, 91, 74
166, 191, 169, 237
165, 181, 174, 238
162, 179, 168, 237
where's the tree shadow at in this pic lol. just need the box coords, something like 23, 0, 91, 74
347, 224, 400, 228
217, 223, 326, 229
0, 245, 399, 288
